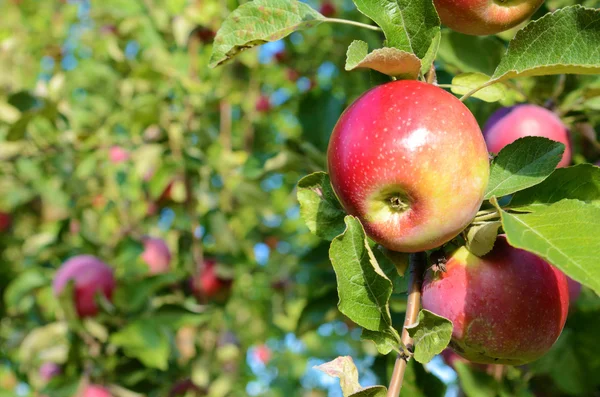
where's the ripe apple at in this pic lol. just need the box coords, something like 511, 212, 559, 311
191, 259, 232, 301
327, 80, 489, 252
52, 255, 116, 317
141, 236, 171, 274
39, 362, 61, 382
422, 235, 569, 365
320, 1, 336, 17
256, 95, 271, 113
108, 146, 129, 164
82, 385, 112, 397
0, 212, 11, 232
483, 105, 571, 167
433, 0, 544, 36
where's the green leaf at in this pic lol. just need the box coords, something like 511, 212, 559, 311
352, 0, 440, 59
451, 73, 507, 102
345, 40, 421, 79
113, 273, 182, 313
420, 30, 441, 75
4, 270, 48, 315
500, 200, 600, 295
485, 137, 564, 200
491, 6, 600, 82
329, 216, 395, 332
466, 221, 502, 257
401, 359, 447, 397
209, 0, 325, 67
406, 310, 453, 364
315, 356, 387, 397
19, 322, 69, 365
437, 31, 506, 76
454, 362, 498, 397
510, 164, 600, 210
297, 172, 346, 241
110, 319, 171, 370
361, 328, 401, 355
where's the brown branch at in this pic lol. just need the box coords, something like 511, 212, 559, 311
387, 252, 427, 397
220, 100, 232, 152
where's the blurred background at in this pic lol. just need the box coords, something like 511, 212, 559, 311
1, 0, 600, 396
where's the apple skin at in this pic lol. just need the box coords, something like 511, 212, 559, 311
39, 362, 61, 382
0, 212, 11, 232
422, 235, 569, 365
191, 259, 232, 301
254, 344, 272, 365
433, 0, 544, 36
108, 146, 129, 164
483, 105, 571, 167
141, 237, 171, 274
82, 385, 112, 397
52, 255, 116, 318
327, 80, 489, 252
256, 95, 271, 113
320, 1, 336, 17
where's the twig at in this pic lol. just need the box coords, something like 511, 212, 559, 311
325, 18, 382, 32
220, 100, 232, 152
387, 252, 427, 397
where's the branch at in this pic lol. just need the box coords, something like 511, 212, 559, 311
387, 252, 427, 397
325, 18, 382, 32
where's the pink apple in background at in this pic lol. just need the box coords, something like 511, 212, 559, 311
320, 1, 336, 17
433, 0, 544, 36
0, 212, 11, 232
327, 80, 489, 252
52, 255, 116, 317
255, 95, 271, 113
483, 105, 572, 167
254, 344, 272, 365
191, 258, 232, 301
422, 235, 569, 365
567, 276, 582, 304
108, 146, 129, 164
82, 385, 112, 397
141, 237, 172, 274
39, 362, 61, 382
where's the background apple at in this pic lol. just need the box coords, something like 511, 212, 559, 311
83, 385, 112, 397
0, 211, 11, 232
108, 146, 129, 164
422, 235, 569, 365
483, 104, 571, 167
320, 1, 336, 17
433, 0, 544, 36
327, 80, 489, 252
38, 362, 61, 382
255, 95, 271, 113
191, 258, 232, 301
141, 236, 171, 274
52, 255, 116, 317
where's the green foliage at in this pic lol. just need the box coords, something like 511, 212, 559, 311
405, 310, 452, 364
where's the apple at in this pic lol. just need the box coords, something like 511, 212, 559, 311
191, 258, 232, 301
52, 255, 116, 317
327, 80, 489, 252
195, 26, 215, 44
256, 95, 271, 113
483, 105, 571, 167
108, 146, 129, 164
169, 379, 203, 396
422, 235, 569, 365
39, 362, 61, 382
320, 1, 336, 18
0, 211, 11, 232
141, 236, 171, 274
82, 385, 112, 397
253, 344, 272, 365
433, 0, 544, 36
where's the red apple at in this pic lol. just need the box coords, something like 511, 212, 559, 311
483, 105, 571, 167
254, 344, 272, 365
141, 236, 171, 274
256, 95, 271, 113
327, 80, 489, 252
82, 385, 112, 397
108, 146, 129, 164
191, 259, 232, 301
0, 212, 11, 232
433, 0, 544, 36
422, 235, 569, 365
39, 362, 61, 382
320, 1, 336, 18
53, 255, 116, 317
195, 26, 215, 44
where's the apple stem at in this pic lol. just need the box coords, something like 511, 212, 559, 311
459, 79, 497, 102
324, 18, 382, 32
473, 210, 500, 223
387, 252, 427, 397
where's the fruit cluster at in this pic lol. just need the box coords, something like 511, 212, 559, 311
327, 80, 575, 365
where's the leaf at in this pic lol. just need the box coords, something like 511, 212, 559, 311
19, 322, 69, 365
420, 30, 441, 75
454, 362, 498, 397
450, 73, 507, 102
110, 319, 171, 370
485, 137, 564, 200
297, 172, 346, 241
466, 221, 502, 257
315, 356, 387, 397
401, 359, 447, 397
4, 270, 48, 315
329, 216, 395, 331
352, 0, 440, 59
406, 310, 453, 364
209, 0, 325, 67
361, 328, 401, 355
345, 40, 421, 79
437, 30, 506, 76
510, 164, 600, 210
500, 200, 600, 295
